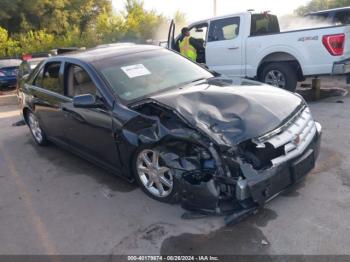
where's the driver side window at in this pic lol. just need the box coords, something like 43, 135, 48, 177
66, 64, 97, 98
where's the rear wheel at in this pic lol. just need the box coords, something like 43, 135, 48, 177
133, 147, 179, 204
260, 63, 298, 92
27, 111, 48, 146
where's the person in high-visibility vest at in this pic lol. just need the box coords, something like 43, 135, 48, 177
176, 27, 203, 63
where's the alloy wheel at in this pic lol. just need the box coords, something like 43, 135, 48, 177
136, 149, 173, 198
28, 113, 43, 143
264, 70, 286, 88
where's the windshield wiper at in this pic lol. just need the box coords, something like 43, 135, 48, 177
177, 78, 209, 88
189, 77, 208, 84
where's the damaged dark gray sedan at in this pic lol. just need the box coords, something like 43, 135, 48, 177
18, 44, 322, 221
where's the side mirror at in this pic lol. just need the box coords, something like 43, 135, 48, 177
73, 94, 102, 108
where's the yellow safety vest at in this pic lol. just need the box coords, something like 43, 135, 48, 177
179, 36, 197, 62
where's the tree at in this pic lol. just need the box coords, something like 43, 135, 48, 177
0, 0, 180, 56
174, 10, 187, 26
295, 0, 350, 15
0, 27, 20, 57
173, 10, 187, 35
66, 0, 113, 35
0, 0, 113, 35
17, 30, 55, 54
95, 9, 126, 43
123, 0, 167, 42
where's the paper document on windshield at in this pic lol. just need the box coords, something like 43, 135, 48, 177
121, 64, 151, 78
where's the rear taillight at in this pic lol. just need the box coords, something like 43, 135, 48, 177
322, 34, 345, 56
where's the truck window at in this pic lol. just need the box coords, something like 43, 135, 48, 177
189, 25, 208, 41
334, 10, 350, 24
250, 14, 280, 36
306, 12, 330, 21
208, 17, 240, 42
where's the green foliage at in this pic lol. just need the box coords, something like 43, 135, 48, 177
0, 0, 113, 35
173, 10, 187, 35
295, 0, 350, 15
18, 30, 55, 54
123, 0, 167, 42
0, 27, 20, 57
0, 0, 187, 57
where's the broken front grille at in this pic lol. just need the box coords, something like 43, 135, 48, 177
264, 107, 317, 166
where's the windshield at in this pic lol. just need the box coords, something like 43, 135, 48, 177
93, 49, 213, 102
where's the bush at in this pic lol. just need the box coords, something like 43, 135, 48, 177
0, 0, 186, 58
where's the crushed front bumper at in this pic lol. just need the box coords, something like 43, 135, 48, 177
238, 122, 321, 206
180, 122, 322, 223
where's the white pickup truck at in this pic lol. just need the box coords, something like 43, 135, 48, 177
167, 12, 350, 91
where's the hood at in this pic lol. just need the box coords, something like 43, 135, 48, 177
149, 82, 303, 146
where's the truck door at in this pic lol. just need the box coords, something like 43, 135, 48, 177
205, 16, 243, 77
167, 19, 176, 51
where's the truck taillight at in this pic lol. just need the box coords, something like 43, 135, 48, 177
322, 34, 345, 56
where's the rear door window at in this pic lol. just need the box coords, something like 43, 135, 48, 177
334, 10, 350, 24
208, 17, 240, 42
250, 14, 280, 36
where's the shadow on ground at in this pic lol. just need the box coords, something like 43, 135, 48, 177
297, 87, 347, 102
23, 137, 138, 193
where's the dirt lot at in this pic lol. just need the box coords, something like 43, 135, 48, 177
1, 77, 350, 256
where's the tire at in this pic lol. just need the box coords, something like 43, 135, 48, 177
260, 62, 298, 92
132, 147, 180, 204
26, 111, 48, 146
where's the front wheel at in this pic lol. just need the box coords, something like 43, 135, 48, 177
133, 147, 180, 204
260, 63, 298, 92
27, 111, 48, 146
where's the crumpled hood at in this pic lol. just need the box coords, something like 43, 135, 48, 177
150, 83, 303, 146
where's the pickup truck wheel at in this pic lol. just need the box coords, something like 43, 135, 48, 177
260, 63, 297, 92
133, 147, 180, 204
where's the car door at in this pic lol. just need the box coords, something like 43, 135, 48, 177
29, 60, 68, 144
205, 16, 243, 77
60, 62, 122, 169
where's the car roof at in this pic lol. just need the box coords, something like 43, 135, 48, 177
0, 59, 22, 68
51, 44, 163, 64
